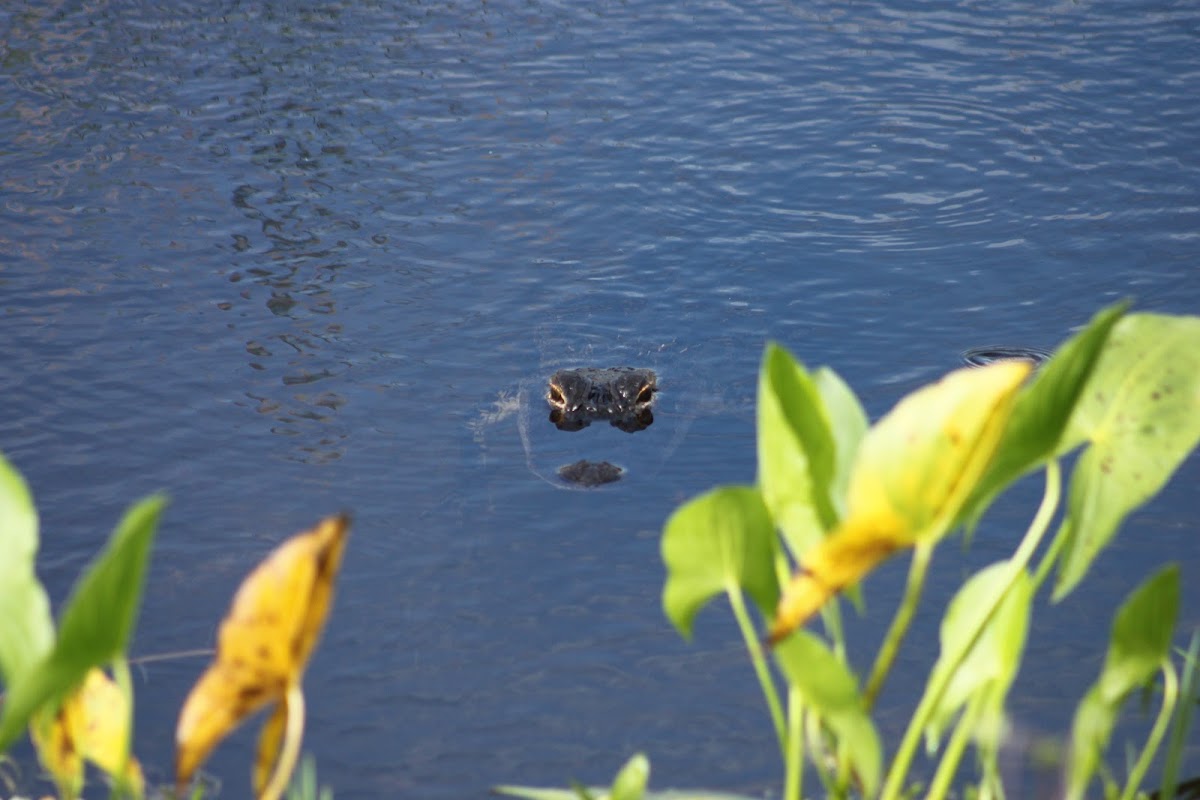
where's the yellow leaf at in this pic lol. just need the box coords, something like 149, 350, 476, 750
769, 363, 1029, 643
174, 514, 350, 796
847, 361, 1031, 543
30, 668, 144, 800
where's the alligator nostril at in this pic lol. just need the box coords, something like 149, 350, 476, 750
548, 385, 565, 407
636, 384, 655, 404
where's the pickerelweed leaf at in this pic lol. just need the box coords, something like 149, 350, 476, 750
609, 753, 650, 800
769, 362, 1029, 642
924, 562, 1033, 751
30, 667, 144, 799
1064, 565, 1179, 800
1054, 312, 1200, 600
756, 343, 839, 558
661, 486, 779, 641
0, 494, 164, 751
812, 365, 868, 521
774, 631, 882, 797
175, 514, 350, 799
0, 452, 54, 687
963, 302, 1127, 531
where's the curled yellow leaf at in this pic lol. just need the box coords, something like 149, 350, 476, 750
174, 514, 350, 797
30, 667, 144, 800
769, 362, 1030, 643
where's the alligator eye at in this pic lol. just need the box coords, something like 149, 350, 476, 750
636, 384, 655, 404
548, 385, 566, 407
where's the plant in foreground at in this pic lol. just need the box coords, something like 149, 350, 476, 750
500, 303, 1200, 800
0, 450, 348, 800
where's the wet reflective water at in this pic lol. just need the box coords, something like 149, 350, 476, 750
2, 0, 1199, 796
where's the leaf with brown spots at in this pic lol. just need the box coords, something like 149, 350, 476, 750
769, 362, 1029, 643
30, 667, 144, 800
175, 514, 350, 799
1054, 313, 1200, 599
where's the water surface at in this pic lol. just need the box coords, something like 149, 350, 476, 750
2, 0, 1199, 796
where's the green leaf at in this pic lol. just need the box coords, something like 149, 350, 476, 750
812, 366, 868, 520
964, 302, 1127, 529
924, 562, 1033, 750
0, 452, 54, 686
1064, 565, 1179, 800
1054, 313, 1200, 599
661, 487, 779, 640
774, 631, 882, 797
609, 753, 649, 800
0, 494, 166, 750
756, 344, 839, 557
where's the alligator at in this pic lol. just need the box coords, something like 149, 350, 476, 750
543, 367, 657, 487
545, 367, 657, 433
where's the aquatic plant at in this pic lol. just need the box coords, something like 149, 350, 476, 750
501, 302, 1200, 800
0, 452, 345, 800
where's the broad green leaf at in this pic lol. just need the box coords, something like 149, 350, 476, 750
756, 344, 839, 558
0, 495, 165, 750
0, 452, 54, 685
1054, 313, 1200, 599
610, 753, 649, 800
662, 487, 779, 640
924, 562, 1033, 750
1064, 565, 1179, 800
774, 631, 882, 797
1098, 564, 1178, 703
768, 362, 1030, 642
812, 366, 868, 519
964, 302, 1127, 529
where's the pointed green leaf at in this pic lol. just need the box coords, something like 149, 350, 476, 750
661, 487, 779, 640
964, 302, 1127, 529
1054, 313, 1200, 599
924, 562, 1033, 749
0, 494, 165, 749
1099, 564, 1178, 702
609, 754, 649, 800
756, 344, 839, 558
774, 631, 882, 797
813, 366, 868, 519
1064, 565, 1179, 800
0, 452, 54, 686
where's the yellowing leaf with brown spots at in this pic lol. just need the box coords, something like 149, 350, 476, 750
30, 667, 144, 800
769, 363, 1029, 643
175, 514, 350, 797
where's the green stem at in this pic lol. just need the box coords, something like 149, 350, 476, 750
727, 583, 787, 751
110, 657, 139, 800
784, 689, 805, 800
261, 683, 306, 800
926, 692, 986, 800
864, 541, 934, 711
1120, 661, 1178, 800
1160, 632, 1200, 800
880, 461, 1061, 800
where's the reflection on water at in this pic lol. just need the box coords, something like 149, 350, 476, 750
2, 0, 1199, 797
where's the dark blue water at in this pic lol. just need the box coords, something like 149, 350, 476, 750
2, 0, 1198, 796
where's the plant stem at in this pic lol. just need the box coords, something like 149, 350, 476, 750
261, 683, 306, 800
111, 657, 138, 800
1159, 632, 1200, 800
1120, 662, 1178, 800
926, 692, 986, 800
784, 689, 805, 800
727, 583, 787, 751
880, 461, 1061, 800
864, 541, 934, 711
